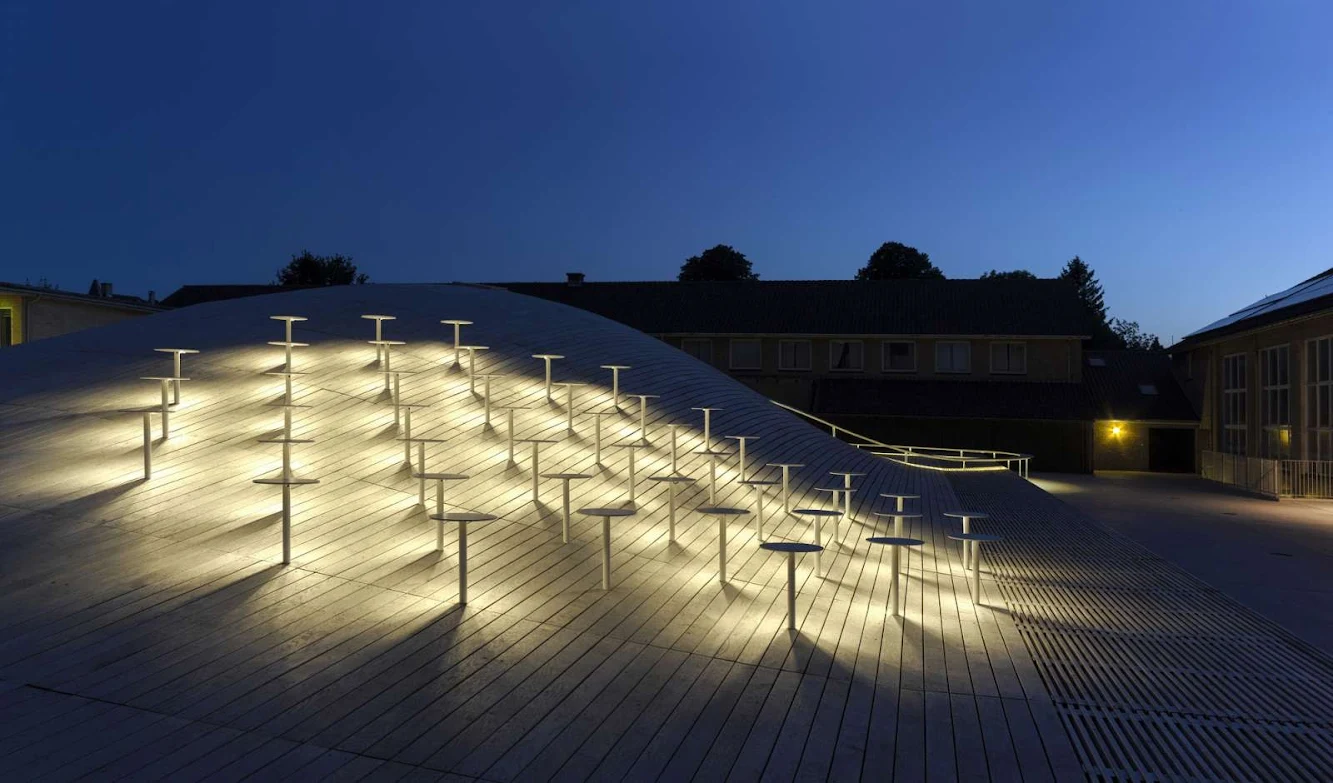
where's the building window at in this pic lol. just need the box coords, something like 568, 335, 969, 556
778, 340, 811, 371
1306, 337, 1333, 459
1261, 345, 1290, 458
990, 341, 1027, 374
936, 341, 971, 373
882, 341, 916, 372
729, 339, 762, 370
829, 340, 864, 371
681, 338, 712, 364
1222, 353, 1247, 455
0, 308, 12, 348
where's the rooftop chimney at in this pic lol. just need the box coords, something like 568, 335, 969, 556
566, 272, 585, 287
148, 290, 157, 304
100, 282, 113, 298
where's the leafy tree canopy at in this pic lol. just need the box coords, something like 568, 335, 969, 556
1111, 318, 1164, 351
980, 269, 1037, 280
678, 244, 758, 281
855, 242, 944, 280
276, 250, 368, 286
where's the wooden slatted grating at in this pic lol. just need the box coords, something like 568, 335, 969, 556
0, 284, 1082, 780
949, 471, 1333, 782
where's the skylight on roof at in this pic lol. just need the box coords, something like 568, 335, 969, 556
1087, 357, 1106, 367
1139, 383, 1158, 395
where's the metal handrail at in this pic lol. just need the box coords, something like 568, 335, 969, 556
770, 400, 1031, 477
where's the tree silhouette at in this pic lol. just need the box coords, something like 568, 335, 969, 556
980, 269, 1037, 280
276, 250, 368, 286
1058, 256, 1106, 322
678, 245, 758, 281
1111, 318, 1164, 350
1059, 256, 1124, 347
855, 242, 944, 280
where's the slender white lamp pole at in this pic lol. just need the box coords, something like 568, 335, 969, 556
725, 435, 758, 481
533, 354, 564, 401
142, 413, 152, 479
601, 365, 630, 408
692, 407, 722, 449
440, 320, 473, 365
631, 394, 659, 443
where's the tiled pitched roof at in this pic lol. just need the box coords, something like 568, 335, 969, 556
493, 279, 1095, 337
814, 351, 1197, 423
815, 378, 1095, 420
1083, 350, 1198, 422
0, 281, 162, 312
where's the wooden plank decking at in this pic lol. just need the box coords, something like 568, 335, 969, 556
949, 471, 1333, 782
0, 284, 1075, 780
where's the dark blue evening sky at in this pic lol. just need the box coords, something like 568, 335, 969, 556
2, 1, 1330, 342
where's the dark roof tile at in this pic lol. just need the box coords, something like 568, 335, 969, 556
494, 279, 1095, 337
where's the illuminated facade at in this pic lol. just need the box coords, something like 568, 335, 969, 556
1174, 267, 1333, 463
0, 280, 161, 347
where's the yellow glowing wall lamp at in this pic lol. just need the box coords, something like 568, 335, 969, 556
1110, 423, 1124, 438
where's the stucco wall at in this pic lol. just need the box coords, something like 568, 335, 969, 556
25, 297, 151, 342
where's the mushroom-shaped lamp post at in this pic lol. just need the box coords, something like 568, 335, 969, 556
459, 345, 489, 393
767, 463, 805, 513
613, 441, 649, 503
600, 365, 630, 408
153, 348, 199, 404
542, 472, 592, 543
691, 407, 722, 450
740, 478, 779, 540
555, 382, 586, 432
519, 438, 558, 501
724, 435, 759, 482
700, 448, 731, 504
698, 506, 749, 584
630, 394, 659, 443
532, 354, 564, 401
369, 340, 406, 390
585, 409, 618, 465
760, 541, 824, 631
648, 474, 696, 543
440, 319, 473, 365
578, 507, 637, 590
361, 315, 395, 363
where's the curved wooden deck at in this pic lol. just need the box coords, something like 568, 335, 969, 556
0, 284, 1077, 780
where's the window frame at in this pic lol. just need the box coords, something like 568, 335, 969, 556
1305, 336, 1333, 460
728, 338, 763, 371
1260, 343, 1290, 458
828, 339, 865, 372
777, 339, 812, 372
680, 338, 713, 365
935, 340, 972, 374
1221, 351, 1248, 456
989, 341, 1028, 375
881, 340, 917, 373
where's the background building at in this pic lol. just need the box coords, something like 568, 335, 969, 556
499, 276, 1198, 472
1172, 268, 1333, 495
0, 280, 162, 348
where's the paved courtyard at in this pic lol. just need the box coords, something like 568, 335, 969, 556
1033, 471, 1333, 657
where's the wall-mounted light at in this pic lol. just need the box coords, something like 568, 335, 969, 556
1110, 424, 1123, 438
